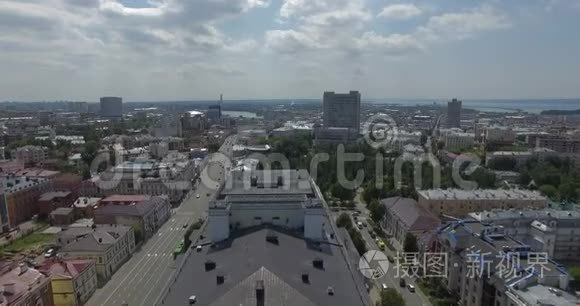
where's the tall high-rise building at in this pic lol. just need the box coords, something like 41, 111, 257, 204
207, 94, 222, 122
100, 97, 123, 119
322, 91, 361, 133
447, 98, 462, 128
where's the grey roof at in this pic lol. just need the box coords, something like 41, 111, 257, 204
210, 267, 316, 306
50, 207, 74, 216
94, 199, 158, 217
61, 225, 131, 253
163, 228, 369, 306
418, 189, 547, 201
381, 197, 440, 231
509, 284, 580, 306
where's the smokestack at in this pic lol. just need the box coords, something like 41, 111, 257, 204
255, 280, 264, 306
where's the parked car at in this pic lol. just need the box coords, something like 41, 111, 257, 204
381, 283, 388, 290
44, 248, 55, 258
399, 278, 406, 287
407, 283, 416, 292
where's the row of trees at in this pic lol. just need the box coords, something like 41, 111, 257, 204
519, 156, 579, 202
336, 213, 367, 255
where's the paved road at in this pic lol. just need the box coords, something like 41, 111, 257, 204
349, 190, 432, 306
86, 136, 236, 306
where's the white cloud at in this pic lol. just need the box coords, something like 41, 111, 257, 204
418, 5, 511, 41
356, 31, 424, 55
264, 29, 321, 53
378, 4, 422, 20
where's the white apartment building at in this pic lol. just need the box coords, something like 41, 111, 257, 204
469, 209, 580, 261
209, 170, 327, 242
10, 145, 48, 164
417, 189, 547, 218
59, 224, 136, 284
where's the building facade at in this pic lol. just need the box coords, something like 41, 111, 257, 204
469, 209, 580, 261
39, 259, 97, 306
322, 91, 361, 133
59, 225, 136, 284
10, 146, 48, 165
99, 97, 123, 119
380, 197, 440, 247
208, 170, 327, 242
0, 263, 54, 306
447, 98, 462, 128
417, 189, 547, 218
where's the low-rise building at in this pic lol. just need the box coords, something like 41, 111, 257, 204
417, 189, 547, 218
10, 146, 48, 165
485, 126, 516, 145
49, 207, 75, 226
59, 225, 136, 284
39, 259, 97, 306
80, 157, 198, 203
0, 263, 54, 306
314, 127, 359, 145
437, 220, 575, 306
38, 191, 74, 217
444, 132, 475, 151
380, 197, 440, 248
468, 209, 580, 261
93, 196, 170, 241
72, 197, 101, 219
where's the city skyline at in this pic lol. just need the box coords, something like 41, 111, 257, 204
1, 0, 580, 101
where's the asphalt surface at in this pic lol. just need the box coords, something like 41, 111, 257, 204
86, 136, 236, 306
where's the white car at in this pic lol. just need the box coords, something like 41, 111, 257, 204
407, 284, 416, 292
195, 194, 200, 199
189, 295, 197, 304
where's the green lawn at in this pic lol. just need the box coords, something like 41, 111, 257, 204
0, 232, 55, 257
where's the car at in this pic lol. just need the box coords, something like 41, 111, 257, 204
189, 295, 197, 304
352, 211, 360, 217
377, 240, 385, 250
399, 279, 406, 287
362, 222, 367, 228
44, 248, 55, 258
387, 255, 395, 263
368, 231, 376, 239
196, 245, 202, 252
353, 216, 358, 221
407, 284, 416, 292
183, 223, 188, 229
206, 193, 210, 197
196, 194, 200, 199
381, 283, 388, 290
356, 222, 363, 229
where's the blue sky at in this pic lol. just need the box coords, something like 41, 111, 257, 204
0, 0, 579, 101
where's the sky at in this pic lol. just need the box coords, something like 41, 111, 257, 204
1, 0, 580, 101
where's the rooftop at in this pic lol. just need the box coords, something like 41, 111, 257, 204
73, 197, 102, 208
220, 170, 314, 197
0, 264, 50, 305
101, 194, 151, 204
418, 189, 547, 201
381, 197, 440, 232
163, 228, 370, 306
38, 259, 93, 280
508, 284, 580, 306
39, 191, 72, 201
60, 224, 132, 253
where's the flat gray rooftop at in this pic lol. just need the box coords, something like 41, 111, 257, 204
162, 228, 369, 306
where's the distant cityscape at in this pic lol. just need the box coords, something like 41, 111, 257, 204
0, 92, 579, 306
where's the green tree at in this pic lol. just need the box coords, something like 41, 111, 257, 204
378, 288, 405, 306
336, 213, 353, 229
538, 184, 558, 199
403, 233, 419, 253
368, 199, 386, 223
330, 183, 355, 201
